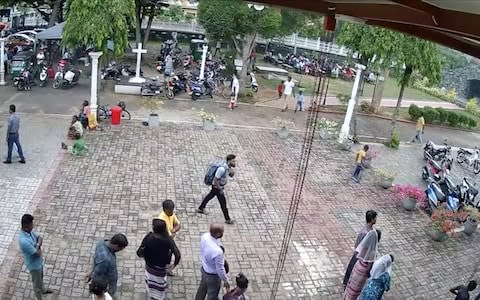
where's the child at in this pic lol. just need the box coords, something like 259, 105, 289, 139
229, 92, 236, 111
223, 273, 249, 300
277, 80, 284, 99
158, 199, 181, 238
61, 132, 87, 155
295, 90, 304, 113
90, 277, 113, 300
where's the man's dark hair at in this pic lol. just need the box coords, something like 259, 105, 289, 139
152, 219, 168, 235
468, 280, 478, 291
363, 145, 369, 151
236, 273, 249, 289
365, 210, 377, 223
389, 254, 394, 263
226, 154, 236, 162
9, 104, 15, 113
162, 199, 175, 211
110, 233, 128, 248
89, 276, 108, 295
376, 229, 382, 243
21, 214, 34, 227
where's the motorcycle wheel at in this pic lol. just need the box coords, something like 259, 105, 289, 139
192, 94, 198, 101
53, 79, 61, 89
253, 86, 258, 93
17, 81, 25, 91
166, 90, 175, 100
39, 80, 46, 87
457, 152, 465, 164
474, 161, 480, 175
121, 110, 131, 120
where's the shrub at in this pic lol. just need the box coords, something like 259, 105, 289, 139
447, 111, 459, 127
359, 101, 371, 113
468, 118, 478, 128
436, 107, 448, 123
388, 131, 400, 149
458, 114, 469, 126
466, 98, 478, 115
423, 106, 439, 124
336, 94, 350, 105
408, 104, 422, 121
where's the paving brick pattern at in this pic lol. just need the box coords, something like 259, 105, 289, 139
2, 122, 480, 299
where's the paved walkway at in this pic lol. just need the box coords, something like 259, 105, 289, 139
1, 117, 480, 299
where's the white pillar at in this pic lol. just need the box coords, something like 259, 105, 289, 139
89, 52, 103, 116
199, 44, 208, 80
293, 33, 297, 55
338, 64, 366, 143
0, 38, 6, 86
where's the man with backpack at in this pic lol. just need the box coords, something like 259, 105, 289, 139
197, 154, 236, 224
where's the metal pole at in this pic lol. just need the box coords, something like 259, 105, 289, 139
0, 38, 6, 86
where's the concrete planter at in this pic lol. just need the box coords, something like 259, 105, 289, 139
430, 229, 448, 242
401, 197, 417, 211
277, 127, 289, 139
379, 179, 393, 189
148, 113, 160, 127
464, 217, 478, 236
203, 120, 216, 131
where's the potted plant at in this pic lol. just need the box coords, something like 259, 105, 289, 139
393, 184, 426, 211
198, 109, 217, 131
374, 168, 395, 189
316, 117, 338, 140
430, 208, 458, 241
143, 97, 164, 127
271, 117, 295, 139
363, 148, 378, 169
462, 206, 479, 235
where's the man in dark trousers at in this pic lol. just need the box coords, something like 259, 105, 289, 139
4, 104, 26, 164
197, 154, 236, 224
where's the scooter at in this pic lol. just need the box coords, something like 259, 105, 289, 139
141, 78, 162, 97
459, 177, 479, 207
191, 78, 214, 101
425, 177, 461, 213
457, 147, 480, 174
38, 63, 48, 87
53, 68, 81, 89
422, 153, 452, 181
424, 140, 451, 161
101, 63, 121, 81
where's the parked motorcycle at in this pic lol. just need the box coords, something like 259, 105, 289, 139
422, 153, 452, 181
425, 178, 461, 213
459, 177, 479, 207
101, 63, 122, 81
456, 147, 480, 174
13, 74, 28, 91
53, 68, 81, 89
191, 78, 214, 101
38, 63, 48, 87
424, 140, 451, 161
141, 78, 162, 97
155, 61, 165, 73
166, 73, 188, 100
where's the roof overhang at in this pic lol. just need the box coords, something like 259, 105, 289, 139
249, 0, 480, 58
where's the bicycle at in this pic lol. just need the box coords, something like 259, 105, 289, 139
98, 101, 131, 120
212, 77, 231, 99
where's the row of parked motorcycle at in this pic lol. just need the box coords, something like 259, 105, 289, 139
422, 140, 480, 215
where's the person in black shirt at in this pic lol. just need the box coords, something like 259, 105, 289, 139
137, 219, 181, 299
450, 280, 477, 300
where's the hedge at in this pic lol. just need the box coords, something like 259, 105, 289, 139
408, 104, 477, 129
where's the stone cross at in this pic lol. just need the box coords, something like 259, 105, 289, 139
129, 43, 147, 83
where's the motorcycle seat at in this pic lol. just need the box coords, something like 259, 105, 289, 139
469, 186, 479, 198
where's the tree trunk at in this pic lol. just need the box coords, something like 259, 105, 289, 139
143, 7, 155, 46
48, 0, 64, 27
371, 68, 389, 113
352, 77, 363, 140
390, 65, 413, 138
135, 0, 143, 46
238, 33, 256, 90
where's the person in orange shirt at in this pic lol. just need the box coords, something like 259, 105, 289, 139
352, 145, 369, 183
158, 199, 180, 238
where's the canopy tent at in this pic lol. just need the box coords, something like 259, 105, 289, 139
252, 0, 480, 59
36, 22, 65, 40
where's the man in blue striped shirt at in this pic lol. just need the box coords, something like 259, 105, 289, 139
4, 104, 25, 164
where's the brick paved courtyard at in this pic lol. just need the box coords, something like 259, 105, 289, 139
1, 120, 480, 300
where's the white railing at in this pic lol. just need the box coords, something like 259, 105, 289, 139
146, 20, 348, 56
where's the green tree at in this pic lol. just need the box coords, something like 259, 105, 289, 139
0, 0, 66, 26
134, 0, 169, 46
63, 0, 135, 57
199, 0, 296, 87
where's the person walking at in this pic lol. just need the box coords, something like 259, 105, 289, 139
231, 74, 240, 110
352, 145, 369, 183
358, 254, 394, 300
450, 280, 478, 300
19, 214, 53, 299
4, 104, 26, 164
197, 154, 236, 224
137, 219, 181, 299
281, 76, 295, 112
86, 234, 128, 296
344, 230, 380, 300
411, 113, 425, 144
343, 210, 377, 288
294, 90, 305, 113
195, 223, 230, 300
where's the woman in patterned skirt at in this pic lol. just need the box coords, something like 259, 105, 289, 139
358, 254, 394, 300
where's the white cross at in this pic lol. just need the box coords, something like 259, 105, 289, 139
129, 43, 147, 83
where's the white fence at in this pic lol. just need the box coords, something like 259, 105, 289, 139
146, 20, 349, 56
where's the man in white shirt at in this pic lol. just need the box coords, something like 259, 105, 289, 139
282, 76, 295, 111
195, 223, 230, 300
231, 74, 240, 109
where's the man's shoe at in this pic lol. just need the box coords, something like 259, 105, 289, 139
225, 219, 235, 225
19, 160, 26, 164
3, 160, 11, 164
196, 208, 208, 215
42, 289, 54, 294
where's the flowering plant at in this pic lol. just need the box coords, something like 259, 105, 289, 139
198, 109, 217, 122
271, 117, 295, 129
316, 117, 338, 132
365, 148, 379, 160
393, 184, 427, 209
374, 168, 394, 181
431, 208, 460, 233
